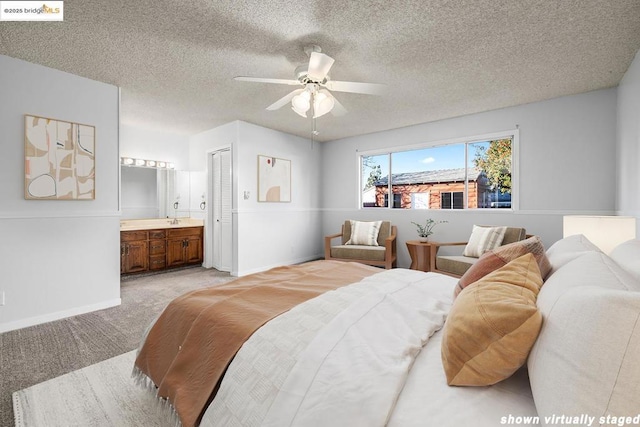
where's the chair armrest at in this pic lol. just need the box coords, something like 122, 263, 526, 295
384, 226, 398, 268
384, 232, 397, 254
325, 232, 343, 241
324, 232, 344, 260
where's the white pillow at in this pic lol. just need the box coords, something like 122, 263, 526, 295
536, 251, 640, 319
544, 234, 601, 278
528, 286, 640, 422
610, 239, 640, 282
346, 220, 382, 246
462, 225, 507, 257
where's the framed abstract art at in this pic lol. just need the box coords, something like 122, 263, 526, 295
24, 114, 95, 200
257, 155, 291, 202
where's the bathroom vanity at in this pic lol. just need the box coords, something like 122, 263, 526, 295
120, 219, 204, 275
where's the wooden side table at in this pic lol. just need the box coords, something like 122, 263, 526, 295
406, 240, 433, 272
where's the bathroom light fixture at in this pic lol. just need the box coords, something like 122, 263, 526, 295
120, 157, 175, 169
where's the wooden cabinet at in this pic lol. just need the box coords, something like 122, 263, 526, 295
120, 226, 203, 276
148, 229, 167, 271
167, 227, 204, 268
121, 231, 149, 274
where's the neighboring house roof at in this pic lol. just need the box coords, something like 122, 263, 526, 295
375, 167, 483, 186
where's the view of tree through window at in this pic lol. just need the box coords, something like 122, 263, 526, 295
360, 135, 513, 209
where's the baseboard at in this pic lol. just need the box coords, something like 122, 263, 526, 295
0, 298, 122, 334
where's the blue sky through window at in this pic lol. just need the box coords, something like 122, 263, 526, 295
363, 142, 491, 180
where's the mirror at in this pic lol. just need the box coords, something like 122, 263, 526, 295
165, 170, 192, 219
121, 166, 191, 219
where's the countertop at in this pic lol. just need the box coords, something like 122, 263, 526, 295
120, 218, 204, 231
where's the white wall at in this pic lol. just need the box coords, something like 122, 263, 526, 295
322, 88, 618, 268
234, 121, 321, 276
120, 124, 190, 170
189, 121, 321, 276
0, 55, 120, 332
616, 48, 640, 234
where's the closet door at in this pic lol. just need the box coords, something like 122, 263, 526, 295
212, 149, 232, 272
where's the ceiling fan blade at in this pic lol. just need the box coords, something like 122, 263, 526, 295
234, 76, 300, 86
266, 89, 304, 111
324, 80, 386, 95
331, 95, 348, 116
307, 52, 335, 82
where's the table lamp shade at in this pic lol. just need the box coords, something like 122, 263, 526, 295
563, 215, 637, 255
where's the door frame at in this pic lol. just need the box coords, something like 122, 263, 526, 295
206, 146, 233, 272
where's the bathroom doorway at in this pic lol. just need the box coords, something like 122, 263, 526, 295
208, 148, 232, 272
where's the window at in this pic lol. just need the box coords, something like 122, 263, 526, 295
384, 193, 402, 208
359, 131, 515, 210
441, 192, 464, 209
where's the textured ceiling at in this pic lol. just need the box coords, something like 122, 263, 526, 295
1, 0, 639, 142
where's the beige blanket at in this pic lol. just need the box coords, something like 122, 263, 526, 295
134, 260, 380, 427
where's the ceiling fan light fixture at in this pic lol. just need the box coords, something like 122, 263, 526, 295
292, 105, 308, 117
313, 89, 335, 118
291, 90, 311, 116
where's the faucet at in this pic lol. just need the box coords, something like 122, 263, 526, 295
170, 217, 180, 225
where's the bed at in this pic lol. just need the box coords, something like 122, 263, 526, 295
134, 235, 640, 427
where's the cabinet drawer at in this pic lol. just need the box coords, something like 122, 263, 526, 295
168, 227, 203, 239
121, 230, 148, 242
149, 229, 167, 239
149, 240, 166, 255
149, 255, 167, 270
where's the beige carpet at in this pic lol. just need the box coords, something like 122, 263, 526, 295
13, 351, 173, 427
1, 267, 233, 427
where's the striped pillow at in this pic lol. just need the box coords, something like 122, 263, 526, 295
346, 220, 382, 246
462, 225, 507, 257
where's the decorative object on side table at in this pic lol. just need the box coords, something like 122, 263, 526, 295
411, 218, 447, 242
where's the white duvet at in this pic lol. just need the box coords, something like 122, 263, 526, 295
201, 268, 453, 427
200, 267, 538, 427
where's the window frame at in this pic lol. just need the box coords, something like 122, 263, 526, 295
357, 129, 519, 211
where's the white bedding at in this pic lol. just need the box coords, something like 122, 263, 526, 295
201, 267, 538, 426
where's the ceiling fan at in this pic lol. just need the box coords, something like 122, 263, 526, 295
234, 45, 385, 119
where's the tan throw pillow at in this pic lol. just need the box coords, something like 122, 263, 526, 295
454, 236, 551, 297
462, 225, 507, 257
441, 253, 543, 386
346, 220, 382, 246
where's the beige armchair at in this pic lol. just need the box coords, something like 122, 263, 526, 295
325, 220, 397, 269
429, 226, 528, 277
